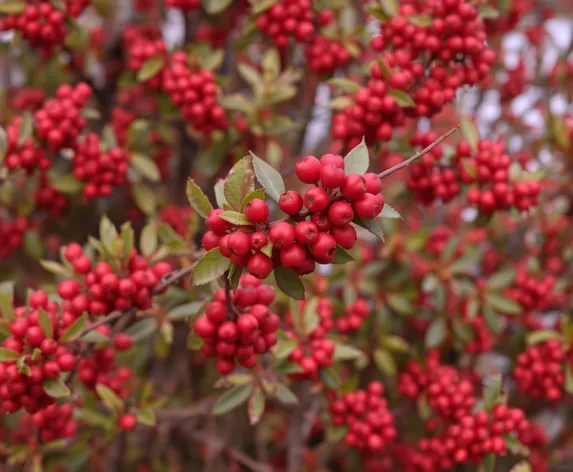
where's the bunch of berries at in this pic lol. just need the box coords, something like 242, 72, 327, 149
0, 217, 29, 260
34, 83, 92, 152
30, 403, 78, 442
72, 133, 131, 200
0, 291, 77, 414
328, 382, 397, 454
58, 243, 171, 316
35, 174, 68, 216
165, 0, 200, 11
193, 275, 280, 375
123, 26, 167, 88
4, 117, 50, 174
335, 298, 371, 333
255, 0, 315, 49
161, 53, 229, 133
305, 36, 351, 75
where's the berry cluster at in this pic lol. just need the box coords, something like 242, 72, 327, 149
35, 174, 68, 216
59, 243, 171, 316
165, 0, 200, 11
328, 382, 397, 454
34, 83, 92, 152
160, 205, 194, 236
203, 153, 384, 279
335, 298, 370, 333
161, 53, 228, 133
72, 133, 131, 200
305, 36, 351, 75
9, 87, 45, 111
194, 275, 280, 375
513, 339, 564, 401
0, 217, 29, 260
123, 25, 167, 88
504, 270, 557, 314
0, 291, 76, 414
31, 403, 77, 442
255, 0, 315, 49
4, 117, 50, 174
0, 2, 66, 56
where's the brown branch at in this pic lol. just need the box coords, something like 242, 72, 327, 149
152, 261, 197, 294
377, 126, 459, 180
156, 396, 216, 421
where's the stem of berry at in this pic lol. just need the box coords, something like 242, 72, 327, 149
377, 126, 459, 180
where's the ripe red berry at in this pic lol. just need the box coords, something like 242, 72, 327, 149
279, 190, 304, 215
237, 314, 258, 334
304, 187, 329, 212
309, 232, 337, 262
244, 199, 269, 223
354, 193, 384, 219
328, 201, 354, 226
295, 156, 322, 183
320, 164, 345, 188
330, 224, 357, 249
228, 232, 252, 256
250, 232, 268, 251
113, 334, 134, 351
280, 244, 307, 268
247, 253, 273, 279
363, 173, 382, 194
206, 209, 229, 233
120, 414, 137, 431
294, 221, 318, 244
202, 231, 222, 250
341, 174, 367, 200
320, 153, 344, 169
269, 222, 295, 249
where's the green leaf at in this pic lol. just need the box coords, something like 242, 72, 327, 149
137, 56, 165, 82
96, 384, 124, 411
483, 374, 502, 410
373, 348, 397, 376
250, 0, 277, 14
250, 151, 285, 202
203, 0, 233, 14
324, 96, 353, 110
79, 331, 110, 343
452, 318, 474, 345
387, 89, 415, 107
131, 153, 161, 182
407, 14, 432, 26
214, 179, 228, 209
386, 294, 414, 315
479, 5, 500, 19
125, 319, 157, 342
504, 435, 529, 456
248, 388, 266, 425
327, 78, 362, 93
0, 126, 6, 159
485, 293, 522, 315
0, 1, 26, 14
262, 48, 281, 77
381, 335, 410, 352
60, 313, 88, 343
167, 301, 204, 321
120, 222, 134, 259
319, 367, 340, 389
301, 297, 319, 335
332, 246, 355, 264
379, 204, 401, 219
274, 267, 305, 300
212, 384, 253, 415
132, 183, 156, 215
509, 462, 532, 472
483, 305, 502, 335
73, 407, 110, 428
51, 174, 83, 194
481, 454, 496, 472
565, 364, 573, 394
333, 343, 364, 361
486, 268, 516, 290
327, 425, 348, 443
376, 56, 393, 79
460, 116, 479, 153
441, 236, 460, 263
343, 137, 369, 174
274, 384, 298, 405
526, 329, 563, 346
219, 211, 251, 226
0, 347, 20, 361
38, 308, 54, 339
380, 0, 398, 16
192, 248, 230, 286
140, 223, 158, 258
240, 188, 265, 212
18, 112, 34, 146
425, 318, 447, 348
237, 63, 263, 92
0, 291, 15, 321
273, 337, 297, 361
224, 156, 255, 210
44, 378, 71, 398
199, 49, 225, 71
39, 260, 72, 278
137, 407, 157, 426
355, 217, 385, 241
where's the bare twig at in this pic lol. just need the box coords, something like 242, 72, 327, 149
156, 396, 216, 421
377, 127, 459, 180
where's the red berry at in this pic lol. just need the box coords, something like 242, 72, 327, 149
309, 233, 337, 262
327, 201, 354, 226
206, 209, 229, 233
279, 191, 304, 215
113, 334, 134, 351
320, 153, 344, 169
341, 174, 367, 200
120, 414, 137, 431
237, 314, 258, 334
250, 232, 268, 251
244, 199, 269, 223
295, 156, 322, 183
330, 224, 357, 249
354, 193, 384, 219
202, 231, 222, 251
304, 187, 329, 212
269, 222, 295, 249
228, 232, 252, 256
363, 173, 382, 194
320, 164, 345, 188
294, 221, 318, 244
247, 253, 273, 279
280, 244, 307, 268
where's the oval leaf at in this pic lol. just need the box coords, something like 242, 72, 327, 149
192, 248, 230, 286
219, 211, 252, 226
137, 56, 165, 82
250, 152, 285, 202
248, 388, 266, 425
44, 378, 71, 398
332, 246, 355, 264
0, 347, 20, 362
212, 384, 253, 415
131, 153, 161, 182
425, 318, 447, 348
186, 178, 214, 218
460, 116, 479, 153
344, 137, 369, 174
96, 384, 124, 411
60, 313, 88, 343
274, 267, 305, 300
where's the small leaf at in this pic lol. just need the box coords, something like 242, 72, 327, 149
199, 49, 225, 71
486, 268, 516, 290
96, 384, 124, 411
452, 318, 475, 345
38, 308, 54, 339
273, 337, 297, 361
425, 318, 447, 348
483, 374, 502, 410
131, 153, 161, 182
479, 5, 500, 19
460, 116, 479, 153
302, 297, 319, 335
80, 331, 110, 343
332, 246, 355, 264
132, 183, 156, 215
248, 388, 266, 425
250, 151, 285, 202
140, 223, 158, 258
483, 305, 502, 335
319, 367, 340, 389
377, 57, 393, 79
380, 0, 398, 16
274, 384, 298, 405
386, 294, 414, 315
192, 248, 230, 286
0, 1, 27, 14
373, 348, 397, 376
509, 462, 532, 472
51, 175, 83, 194
167, 301, 204, 321
203, 0, 233, 14
214, 179, 228, 209
137, 407, 157, 426
327, 426, 348, 443
407, 14, 432, 26
324, 96, 353, 110
237, 63, 263, 92
333, 343, 364, 361
504, 435, 530, 456
250, 0, 277, 14
565, 364, 573, 394
485, 294, 522, 315
219, 211, 252, 226
355, 217, 385, 241
186, 179, 214, 219
125, 319, 157, 342
526, 329, 563, 346
327, 78, 362, 93
137, 56, 165, 82
481, 454, 496, 472
0, 291, 15, 321
274, 267, 305, 300
224, 156, 255, 210
18, 112, 34, 146
0, 347, 20, 361
344, 137, 369, 174
44, 378, 71, 398
387, 89, 415, 107
212, 384, 253, 415
381, 335, 410, 352
379, 204, 401, 219
60, 314, 88, 343
240, 188, 265, 212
